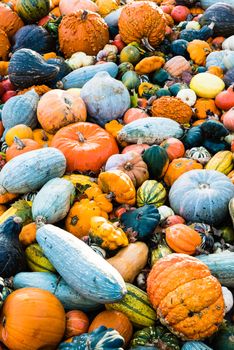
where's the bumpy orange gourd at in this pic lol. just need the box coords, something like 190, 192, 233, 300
187, 40, 211, 66
65, 310, 89, 339
32, 129, 54, 147
147, 254, 225, 340
95, 0, 119, 16
89, 310, 133, 344
37, 90, 87, 134
118, 1, 166, 50
208, 66, 224, 79
194, 98, 221, 119
0, 29, 10, 61
17, 85, 51, 96
0, 288, 66, 350
0, 3, 24, 38
165, 224, 202, 255
19, 222, 37, 246
135, 56, 165, 74
164, 158, 203, 186
58, 10, 109, 57
151, 96, 193, 124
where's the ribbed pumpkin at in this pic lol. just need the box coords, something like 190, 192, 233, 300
6, 137, 41, 161
137, 180, 167, 208
147, 254, 225, 340
151, 96, 193, 124
51, 122, 119, 173
0, 3, 24, 38
118, 1, 166, 50
58, 10, 109, 57
164, 158, 203, 187
187, 40, 212, 66
164, 56, 191, 77
0, 29, 10, 61
16, 0, 50, 23
142, 145, 169, 180
37, 90, 87, 134
205, 150, 233, 175
65, 310, 89, 338
0, 288, 66, 350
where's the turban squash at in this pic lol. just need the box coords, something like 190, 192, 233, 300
147, 253, 225, 340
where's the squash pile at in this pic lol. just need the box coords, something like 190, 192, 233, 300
0, 0, 234, 349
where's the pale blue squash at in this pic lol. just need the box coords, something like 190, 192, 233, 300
169, 169, 234, 225
36, 224, 127, 303
182, 341, 212, 350
13, 272, 101, 311
1, 90, 39, 132
223, 50, 234, 70
80, 71, 130, 126
200, 0, 234, 10
32, 178, 75, 224
206, 51, 226, 70
0, 148, 66, 195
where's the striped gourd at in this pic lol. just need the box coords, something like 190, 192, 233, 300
25, 243, 56, 273
205, 150, 233, 175
137, 180, 167, 208
106, 283, 156, 327
16, 0, 50, 23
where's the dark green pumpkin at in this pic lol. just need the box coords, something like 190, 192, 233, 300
202, 139, 229, 154
8, 48, 59, 88
142, 145, 169, 180
47, 58, 72, 88
180, 25, 214, 41
151, 69, 170, 85
131, 326, 180, 350
210, 322, 234, 350
200, 120, 229, 140
122, 71, 141, 90
16, 0, 50, 23
118, 62, 134, 79
168, 83, 187, 96
156, 88, 171, 97
182, 126, 203, 149
120, 205, 160, 240
171, 39, 188, 56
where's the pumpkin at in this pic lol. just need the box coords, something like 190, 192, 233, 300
0, 288, 66, 350
160, 138, 185, 161
187, 40, 212, 66
89, 310, 132, 345
32, 128, 54, 147
0, 61, 9, 76
194, 98, 221, 119
147, 254, 225, 340
165, 224, 202, 255
105, 151, 149, 187
119, 46, 141, 65
151, 96, 192, 124
205, 150, 233, 175
52, 122, 118, 173
190, 72, 225, 98
185, 146, 211, 165
6, 137, 41, 161
58, 10, 109, 57
5, 124, 33, 146
142, 145, 169, 179
59, 0, 99, 15
98, 170, 136, 205
137, 180, 167, 208
223, 108, 234, 133
164, 158, 203, 187
164, 56, 191, 77
65, 310, 89, 339
25, 243, 56, 273
122, 144, 150, 155
208, 66, 223, 79
123, 108, 148, 124
135, 56, 165, 75
215, 85, 234, 111
118, 1, 166, 50
0, 3, 24, 38
84, 186, 113, 213
107, 242, 149, 283
16, 0, 50, 23
19, 222, 36, 246
0, 29, 10, 61
176, 88, 197, 107
37, 90, 87, 134
96, 0, 119, 16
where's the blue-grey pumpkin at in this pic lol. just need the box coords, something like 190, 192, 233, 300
182, 341, 212, 350
80, 71, 131, 126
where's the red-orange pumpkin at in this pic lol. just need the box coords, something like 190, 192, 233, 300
6, 138, 41, 162
122, 144, 150, 155
65, 310, 89, 339
0, 29, 10, 61
51, 122, 119, 173
160, 137, 185, 161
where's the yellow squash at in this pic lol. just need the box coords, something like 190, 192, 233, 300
205, 151, 233, 175
25, 243, 56, 273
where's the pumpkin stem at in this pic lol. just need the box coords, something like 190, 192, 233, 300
208, 22, 215, 30
42, 130, 49, 142
14, 137, 26, 150
141, 38, 155, 52
4, 277, 13, 289
0, 185, 7, 195
77, 131, 85, 143
56, 81, 63, 89
71, 215, 78, 226
124, 162, 133, 171
35, 216, 46, 228
81, 10, 88, 20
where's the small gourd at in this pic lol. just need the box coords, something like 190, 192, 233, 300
222, 286, 233, 314
185, 146, 211, 165
65, 52, 96, 70
176, 88, 197, 106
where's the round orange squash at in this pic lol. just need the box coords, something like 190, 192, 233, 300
51, 122, 119, 173
0, 3, 24, 38
65, 310, 89, 339
0, 288, 66, 350
37, 90, 87, 134
88, 310, 133, 345
58, 10, 109, 57
164, 158, 203, 186
147, 254, 225, 340
123, 108, 148, 124
6, 138, 41, 162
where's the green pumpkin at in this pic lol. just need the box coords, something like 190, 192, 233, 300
122, 71, 141, 90
202, 139, 229, 154
16, 0, 50, 23
131, 326, 180, 350
120, 45, 141, 65
118, 62, 134, 79
151, 69, 170, 85
142, 145, 169, 180
169, 83, 188, 96
182, 126, 203, 149
210, 322, 234, 350
137, 180, 167, 208
156, 88, 171, 97
200, 120, 229, 140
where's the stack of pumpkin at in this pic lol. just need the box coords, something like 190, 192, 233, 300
0, 0, 234, 349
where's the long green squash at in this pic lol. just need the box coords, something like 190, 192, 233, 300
36, 224, 127, 303
198, 252, 234, 287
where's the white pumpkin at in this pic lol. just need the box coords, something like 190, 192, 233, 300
177, 88, 197, 106
222, 286, 233, 313
66, 52, 96, 70
222, 36, 234, 51
158, 205, 174, 223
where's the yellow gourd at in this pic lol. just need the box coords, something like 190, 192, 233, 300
190, 73, 225, 98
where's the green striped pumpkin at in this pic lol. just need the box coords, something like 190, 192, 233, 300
16, 0, 50, 23
142, 145, 169, 179
137, 180, 167, 208
105, 283, 156, 328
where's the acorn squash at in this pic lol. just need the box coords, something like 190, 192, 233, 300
142, 145, 169, 179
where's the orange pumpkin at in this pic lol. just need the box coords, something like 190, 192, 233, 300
0, 3, 24, 38
51, 122, 119, 173
0, 193, 18, 204
212, 36, 225, 50
5, 124, 33, 146
118, 1, 166, 50
88, 310, 133, 345
123, 108, 148, 124
187, 40, 211, 66
160, 137, 185, 161
32, 129, 54, 147
0, 61, 9, 76
58, 10, 109, 57
208, 66, 224, 79
50, 6, 61, 16
147, 254, 224, 340
0, 288, 66, 350
194, 98, 221, 119
164, 158, 203, 186
59, 0, 99, 15
6, 138, 41, 162
65, 310, 89, 339
19, 222, 37, 246
37, 90, 87, 134
0, 29, 10, 61
165, 223, 202, 255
